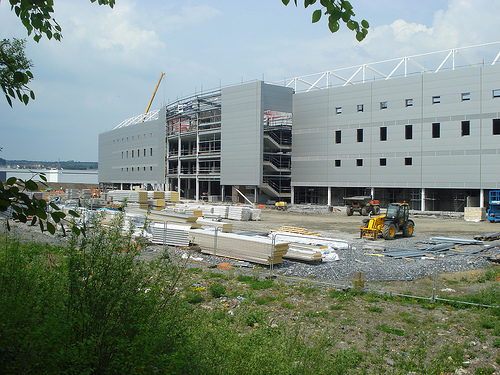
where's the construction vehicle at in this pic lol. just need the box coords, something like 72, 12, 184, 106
360, 202, 415, 240
487, 190, 500, 222
344, 196, 380, 216
275, 201, 288, 211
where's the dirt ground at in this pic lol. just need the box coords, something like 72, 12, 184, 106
228, 208, 497, 240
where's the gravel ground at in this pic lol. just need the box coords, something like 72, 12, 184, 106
141, 206, 500, 285
3, 207, 500, 285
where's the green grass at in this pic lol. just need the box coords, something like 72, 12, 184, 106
376, 324, 407, 336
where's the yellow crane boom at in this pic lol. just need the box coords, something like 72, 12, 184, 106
143, 72, 164, 121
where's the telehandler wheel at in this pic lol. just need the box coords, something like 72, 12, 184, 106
346, 206, 353, 216
361, 206, 369, 216
382, 223, 396, 240
403, 220, 414, 237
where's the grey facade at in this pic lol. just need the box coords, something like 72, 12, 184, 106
292, 64, 500, 210
98, 52, 500, 210
98, 108, 166, 190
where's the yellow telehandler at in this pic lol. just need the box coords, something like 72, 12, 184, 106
360, 202, 415, 240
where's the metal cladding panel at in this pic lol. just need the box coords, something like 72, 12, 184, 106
98, 109, 166, 184
221, 82, 293, 186
291, 64, 500, 190
221, 82, 263, 185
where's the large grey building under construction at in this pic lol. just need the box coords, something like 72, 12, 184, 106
98, 44, 500, 211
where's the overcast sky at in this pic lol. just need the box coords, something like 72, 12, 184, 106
1, 0, 499, 162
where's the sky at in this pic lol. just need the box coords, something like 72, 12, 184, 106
1, 0, 500, 162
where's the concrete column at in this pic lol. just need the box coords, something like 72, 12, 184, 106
254, 187, 258, 204
370, 187, 375, 200
327, 187, 332, 207
221, 185, 225, 202
291, 186, 295, 205
421, 188, 426, 212
480, 189, 484, 208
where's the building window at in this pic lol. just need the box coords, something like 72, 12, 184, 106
405, 157, 412, 166
493, 90, 500, 98
335, 130, 341, 144
126, 151, 129, 158
137, 149, 140, 157
405, 125, 413, 140
121, 168, 123, 172
132, 136, 134, 141
356, 159, 363, 167
143, 167, 146, 171
357, 128, 363, 142
357, 104, 364, 112
144, 149, 146, 157
432, 96, 441, 104
405, 98, 413, 107
126, 167, 128, 171
493, 119, 500, 135
335, 107, 342, 114
132, 167, 134, 171
432, 123, 440, 138
380, 127, 387, 141
150, 166, 153, 171
461, 121, 470, 136
335, 159, 341, 167
150, 148, 153, 156
121, 151, 123, 159
132, 150, 134, 158
380, 101, 387, 110
461, 92, 471, 101
379, 158, 386, 166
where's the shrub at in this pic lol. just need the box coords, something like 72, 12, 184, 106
210, 283, 226, 298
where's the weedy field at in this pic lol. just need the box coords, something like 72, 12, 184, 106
1, 215, 500, 374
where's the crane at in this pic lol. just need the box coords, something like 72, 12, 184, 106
142, 72, 164, 122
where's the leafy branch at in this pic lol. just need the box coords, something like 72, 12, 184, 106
0, 173, 82, 235
282, 0, 369, 41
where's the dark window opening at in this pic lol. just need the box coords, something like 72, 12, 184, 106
405, 157, 412, 166
405, 125, 413, 140
335, 159, 341, 167
432, 123, 440, 138
461, 121, 470, 136
356, 159, 363, 167
461, 92, 470, 101
357, 128, 364, 142
380, 127, 387, 141
405, 98, 413, 107
432, 96, 441, 104
335, 107, 342, 114
335, 130, 341, 144
493, 119, 500, 135
493, 89, 500, 98
357, 104, 364, 112
379, 158, 386, 166
380, 101, 387, 110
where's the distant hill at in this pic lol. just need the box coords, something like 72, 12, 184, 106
3, 160, 98, 170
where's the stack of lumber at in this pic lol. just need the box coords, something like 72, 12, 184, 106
151, 223, 191, 246
128, 202, 148, 209
212, 206, 229, 219
164, 191, 179, 202
148, 199, 165, 210
276, 226, 322, 236
125, 208, 201, 228
191, 229, 289, 265
228, 206, 252, 221
147, 191, 165, 199
286, 243, 325, 262
270, 231, 347, 262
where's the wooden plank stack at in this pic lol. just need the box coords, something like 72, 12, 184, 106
191, 229, 289, 265
151, 223, 191, 246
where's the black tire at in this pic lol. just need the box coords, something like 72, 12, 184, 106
361, 206, 369, 216
382, 223, 396, 240
372, 205, 380, 215
403, 220, 414, 237
346, 206, 353, 216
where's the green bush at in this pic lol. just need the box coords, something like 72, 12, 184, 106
210, 283, 226, 298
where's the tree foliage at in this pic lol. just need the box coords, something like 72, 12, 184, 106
0, 173, 81, 235
0, 38, 35, 107
282, 0, 369, 41
3, 0, 116, 107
